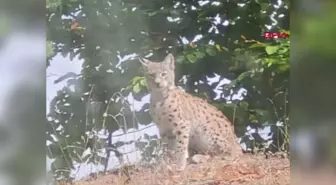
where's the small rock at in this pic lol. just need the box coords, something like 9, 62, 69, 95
190, 154, 210, 164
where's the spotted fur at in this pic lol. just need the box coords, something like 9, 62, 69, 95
139, 53, 242, 171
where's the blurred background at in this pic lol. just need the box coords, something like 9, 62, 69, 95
0, 0, 45, 185
0, 0, 335, 185
290, 0, 336, 184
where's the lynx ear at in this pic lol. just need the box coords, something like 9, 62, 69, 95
163, 53, 175, 70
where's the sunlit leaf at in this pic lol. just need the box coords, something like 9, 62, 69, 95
133, 83, 141, 93
265, 46, 279, 55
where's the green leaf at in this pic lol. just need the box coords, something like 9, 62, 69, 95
132, 76, 143, 85
133, 83, 141, 94
206, 47, 216, 56
278, 47, 289, 54
249, 42, 268, 48
265, 46, 279, 55
140, 78, 147, 87
260, 3, 270, 11
194, 51, 206, 58
221, 46, 229, 52
234, 48, 242, 53
176, 55, 185, 63
46, 41, 55, 58
46, 0, 62, 9
215, 44, 221, 51
186, 53, 197, 63
239, 101, 249, 110
237, 72, 248, 81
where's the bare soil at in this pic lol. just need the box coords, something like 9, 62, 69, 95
58, 153, 290, 185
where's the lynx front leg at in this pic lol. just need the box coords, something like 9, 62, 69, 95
172, 121, 190, 171
160, 132, 176, 160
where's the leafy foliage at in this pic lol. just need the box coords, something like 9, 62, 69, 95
47, 0, 289, 181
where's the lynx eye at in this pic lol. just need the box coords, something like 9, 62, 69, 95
160, 72, 167, 77
148, 73, 156, 78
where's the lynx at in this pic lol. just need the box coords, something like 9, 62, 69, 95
139, 53, 242, 171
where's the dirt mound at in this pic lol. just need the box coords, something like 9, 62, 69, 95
60, 154, 290, 185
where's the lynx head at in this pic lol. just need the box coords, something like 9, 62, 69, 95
139, 53, 176, 92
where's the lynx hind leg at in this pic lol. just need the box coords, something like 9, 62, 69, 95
220, 142, 243, 161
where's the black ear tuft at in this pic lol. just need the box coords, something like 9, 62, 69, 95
138, 57, 150, 66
